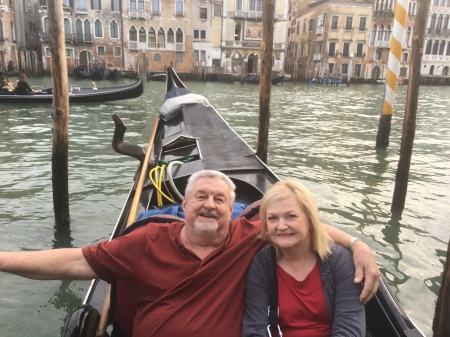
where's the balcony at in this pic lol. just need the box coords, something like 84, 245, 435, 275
175, 43, 185, 52
313, 53, 322, 61
129, 10, 146, 19
375, 40, 390, 48
428, 28, 450, 36
148, 42, 166, 49
235, 10, 244, 17
129, 41, 139, 50
247, 11, 262, 19
316, 26, 325, 35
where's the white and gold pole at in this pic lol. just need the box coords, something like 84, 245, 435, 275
376, 0, 408, 147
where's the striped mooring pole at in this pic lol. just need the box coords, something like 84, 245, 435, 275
376, 0, 409, 147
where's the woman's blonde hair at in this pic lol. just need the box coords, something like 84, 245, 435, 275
259, 180, 332, 259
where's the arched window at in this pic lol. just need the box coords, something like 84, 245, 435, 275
139, 27, 146, 42
235, 24, 241, 41
167, 28, 174, 43
84, 20, 92, 42
437, 15, 443, 29
404, 26, 411, 47
148, 27, 156, 47
444, 15, 449, 29
175, 0, 183, 16
76, 19, 83, 42
110, 20, 119, 39
158, 28, 165, 47
432, 40, 439, 54
370, 24, 377, 45
176, 28, 183, 43
425, 40, 432, 54
0, 19, 4, 40
430, 14, 437, 29
129, 26, 137, 42
64, 18, 71, 40
439, 40, 446, 54
429, 65, 434, 75
94, 19, 103, 38
377, 25, 384, 41
385, 25, 392, 41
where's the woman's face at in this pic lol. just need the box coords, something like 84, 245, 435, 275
266, 196, 311, 252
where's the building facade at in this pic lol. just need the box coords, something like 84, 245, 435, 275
0, 0, 17, 71
421, 0, 450, 80
220, 0, 288, 77
285, 0, 374, 82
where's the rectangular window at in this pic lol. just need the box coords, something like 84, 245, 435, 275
45, 47, 51, 57
114, 46, 121, 57
97, 46, 105, 56
343, 43, 350, 57
194, 29, 206, 40
303, 19, 306, 33
66, 48, 74, 57
152, 0, 159, 14
329, 42, 336, 56
375, 50, 381, 60
402, 52, 408, 61
331, 15, 338, 30
354, 64, 361, 77
91, 0, 101, 10
193, 50, 199, 61
236, 0, 242, 10
345, 16, 353, 30
214, 4, 221, 16
200, 8, 207, 20
309, 18, 314, 32
342, 63, 348, 74
176, 53, 183, 63
356, 43, 364, 57
359, 17, 367, 31
111, 0, 120, 11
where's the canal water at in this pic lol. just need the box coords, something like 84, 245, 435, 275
0, 77, 449, 336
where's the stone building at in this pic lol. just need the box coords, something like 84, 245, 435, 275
421, 0, 450, 81
365, 0, 416, 81
285, 0, 373, 82
220, 0, 288, 77
39, 0, 124, 75
0, 0, 17, 72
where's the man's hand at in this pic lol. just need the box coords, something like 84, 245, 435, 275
352, 240, 380, 304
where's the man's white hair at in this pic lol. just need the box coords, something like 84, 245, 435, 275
184, 170, 236, 203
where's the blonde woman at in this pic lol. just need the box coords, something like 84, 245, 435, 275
242, 180, 365, 337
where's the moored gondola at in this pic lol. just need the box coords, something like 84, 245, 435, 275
61, 67, 425, 337
0, 77, 143, 103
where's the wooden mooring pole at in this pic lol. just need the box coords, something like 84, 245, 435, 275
433, 239, 450, 337
256, 0, 275, 164
47, 0, 71, 226
391, 0, 430, 210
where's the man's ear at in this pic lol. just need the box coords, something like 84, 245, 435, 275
182, 198, 187, 210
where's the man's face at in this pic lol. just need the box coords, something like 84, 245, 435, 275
182, 177, 233, 235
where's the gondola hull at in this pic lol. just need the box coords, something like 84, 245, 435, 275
0, 77, 143, 103
61, 67, 425, 337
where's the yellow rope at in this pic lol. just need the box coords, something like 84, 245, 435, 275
149, 165, 175, 206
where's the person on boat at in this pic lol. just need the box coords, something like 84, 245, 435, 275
242, 180, 365, 337
14, 73, 42, 95
0, 170, 379, 337
1, 74, 15, 92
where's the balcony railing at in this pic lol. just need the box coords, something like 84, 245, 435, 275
129, 9, 146, 19
316, 26, 325, 35
235, 10, 244, 17
313, 53, 322, 61
428, 28, 450, 36
375, 40, 390, 48
247, 11, 262, 19
129, 41, 139, 50
176, 43, 185, 52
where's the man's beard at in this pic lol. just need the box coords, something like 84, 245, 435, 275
194, 217, 219, 234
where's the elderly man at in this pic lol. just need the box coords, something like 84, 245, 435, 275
0, 170, 379, 337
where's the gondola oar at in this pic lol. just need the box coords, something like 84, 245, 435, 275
96, 116, 160, 337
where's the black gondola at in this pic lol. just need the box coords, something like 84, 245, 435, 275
246, 74, 285, 85
0, 77, 143, 103
61, 67, 425, 337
